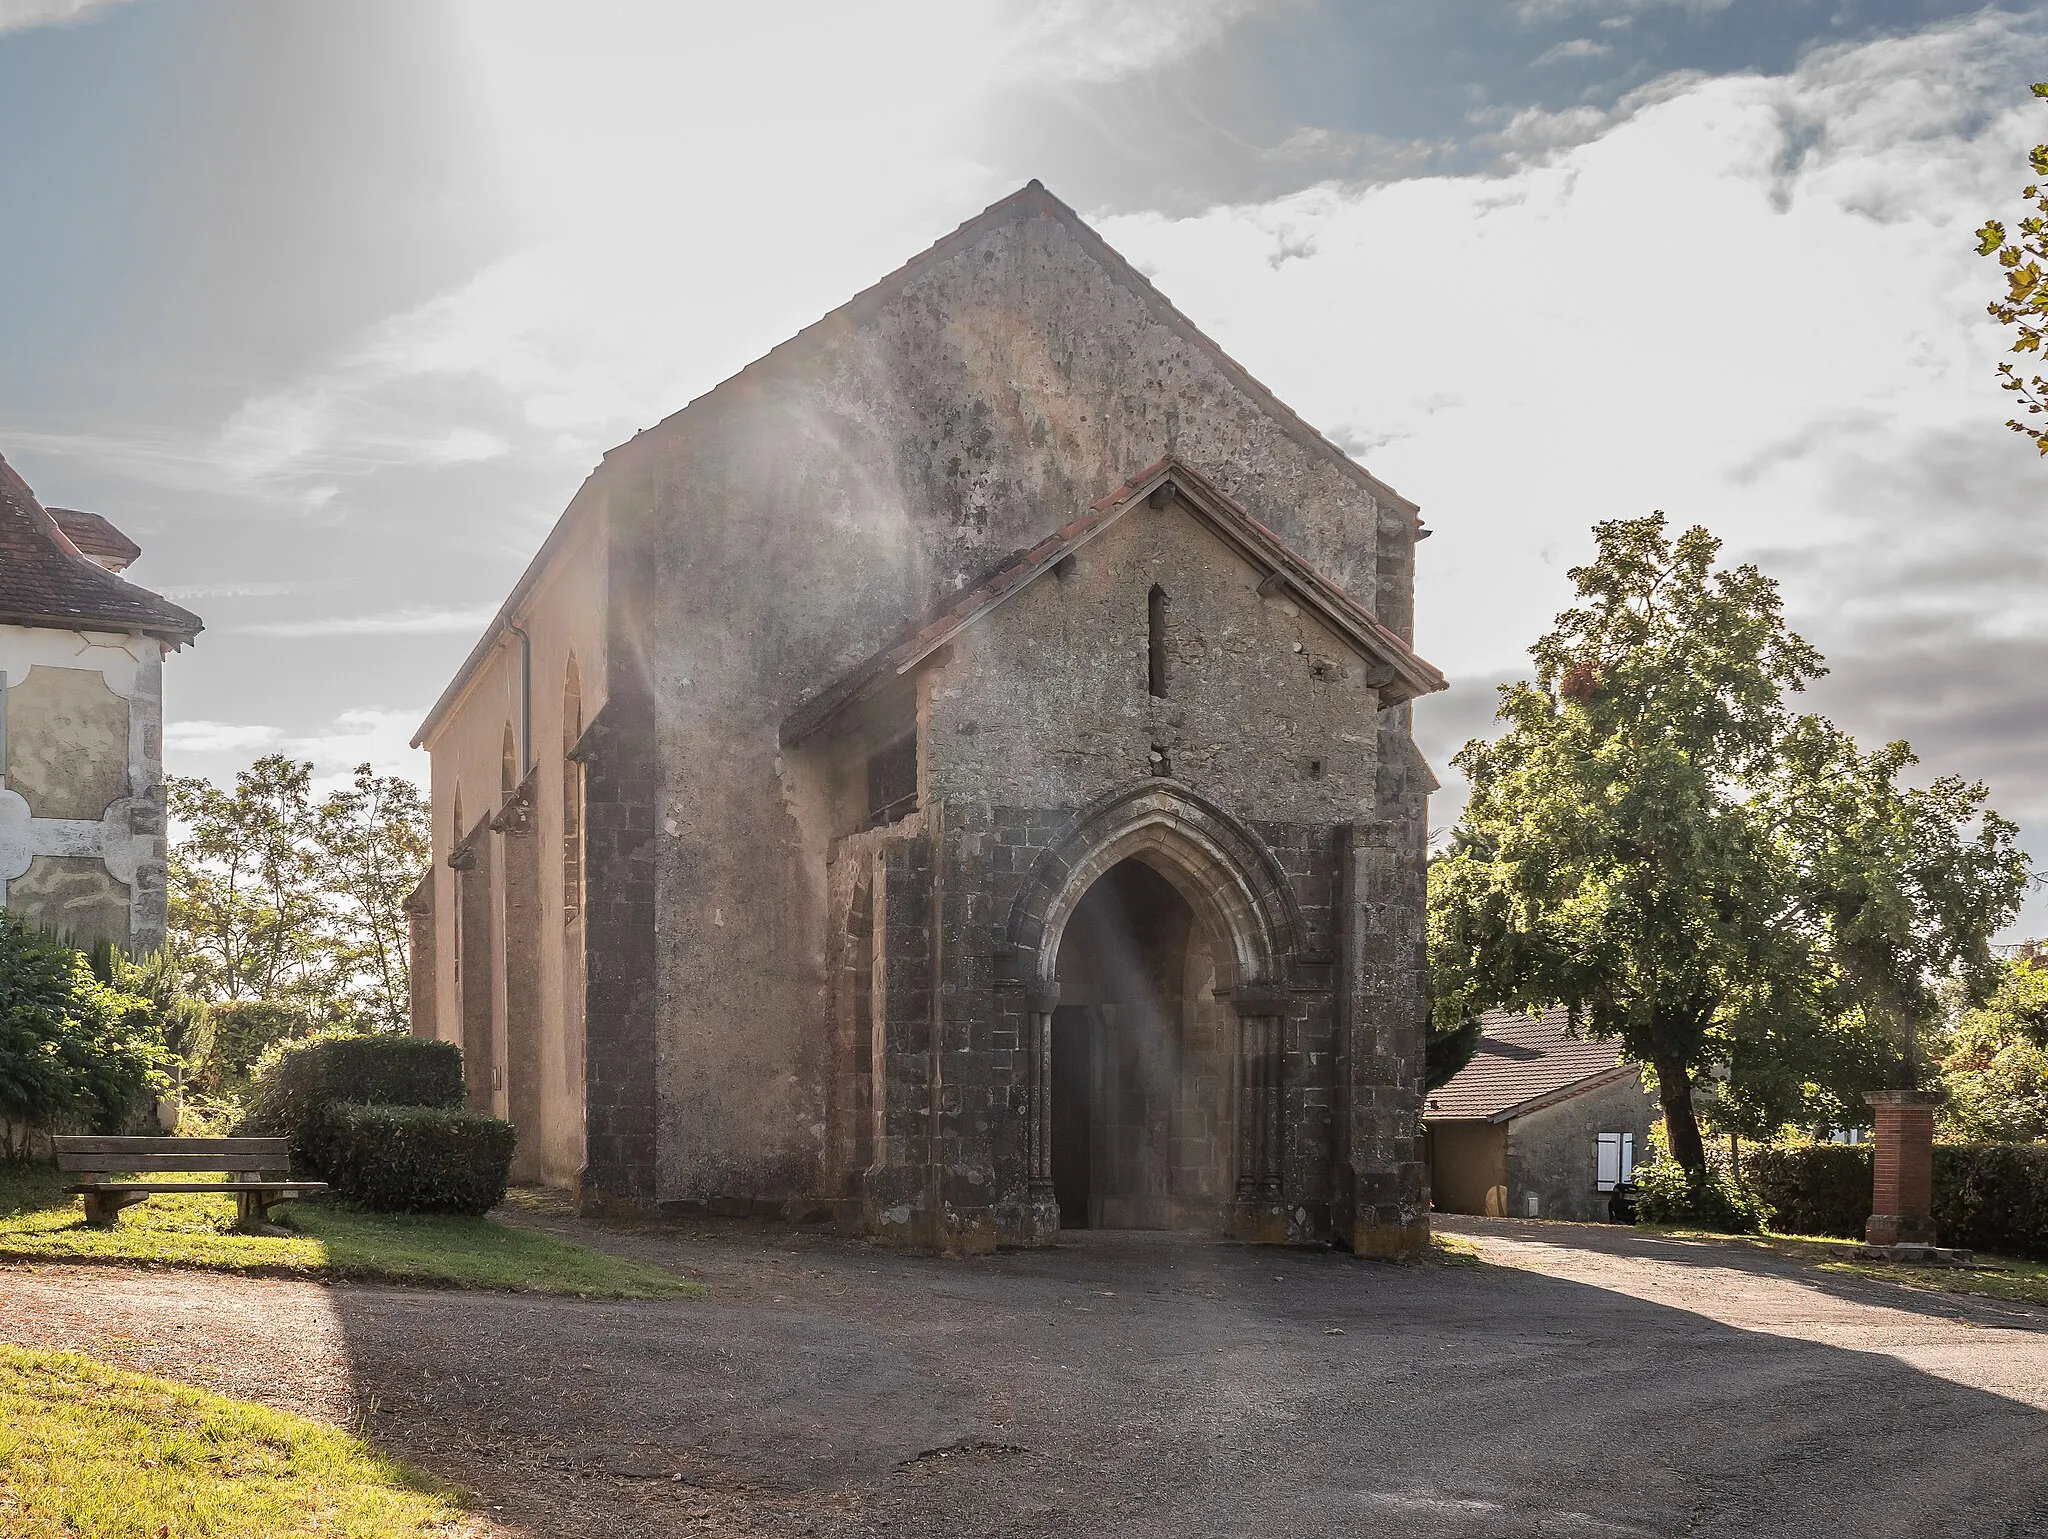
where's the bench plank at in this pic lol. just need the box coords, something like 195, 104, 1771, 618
56, 1153, 294, 1174
51, 1136, 289, 1157
65, 1182, 326, 1195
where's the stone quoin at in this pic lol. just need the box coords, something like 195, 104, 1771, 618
411, 182, 1447, 1253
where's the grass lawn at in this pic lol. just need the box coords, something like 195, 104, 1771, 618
0, 1163, 698, 1299
0, 1345, 482, 1537
1649, 1224, 2048, 1309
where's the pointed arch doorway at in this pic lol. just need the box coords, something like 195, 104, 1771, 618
1008, 783, 1303, 1238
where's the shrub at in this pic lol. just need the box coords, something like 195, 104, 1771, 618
1737, 1141, 2048, 1258
0, 914, 166, 1155
1745, 1144, 1871, 1239
1631, 1154, 1768, 1233
1932, 1144, 2048, 1260
320, 1103, 515, 1215
242, 1031, 464, 1176
209, 1001, 320, 1087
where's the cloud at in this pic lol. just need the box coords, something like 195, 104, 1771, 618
1532, 37, 1614, 66
1514, 0, 1734, 21
239, 606, 498, 639
998, 0, 1285, 85
0, 0, 135, 33
155, 581, 317, 601
164, 720, 281, 755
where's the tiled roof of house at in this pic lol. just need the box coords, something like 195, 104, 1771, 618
779, 456, 1447, 746
1425, 1006, 1637, 1123
47, 507, 142, 571
0, 453, 202, 646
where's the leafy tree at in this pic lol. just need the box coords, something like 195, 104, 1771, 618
1430, 515, 2029, 1180
0, 914, 166, 1157
169, 756, 326, 1003
313, 765, 430, 1028
168, 757, 429, 1030
1935, 952, 2048, 1142
1431, 515, 1823, 1178
1976, 82, 2048, 454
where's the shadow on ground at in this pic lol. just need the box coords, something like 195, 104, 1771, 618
326, 1213, 2048, 1539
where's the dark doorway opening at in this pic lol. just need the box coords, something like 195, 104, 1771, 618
1050, 1006, 1096, 1227
1051, 856, 1233, 1230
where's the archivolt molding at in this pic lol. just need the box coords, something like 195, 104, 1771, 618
1003, 779, 1303, 1000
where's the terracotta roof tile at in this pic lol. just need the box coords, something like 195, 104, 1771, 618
0, 454, 201, 645
1424, 1007, 1636, 1123
47, 507, 142, 571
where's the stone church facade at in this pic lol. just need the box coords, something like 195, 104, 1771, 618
413, 183, 1445, 1255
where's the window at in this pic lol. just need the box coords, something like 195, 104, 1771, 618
865, 732, 917, 827
1147, 584, 1167, 697
562, 656, 584, 923
1595, 1131, 1635, 1192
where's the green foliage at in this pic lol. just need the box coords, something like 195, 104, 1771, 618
242, 1031, 465, 1178
168, 757, 429, 1028
1744, 1143, 1872, 1239
0, 914, 167, 1154
1430, 515, 2029, 1180
1631, 1153, 1768, 1233
1937, 953, 2048, 1141
1976, 81, 2048, 455
1934, 1143, 2048, 1260
1742, 1140, 2048, 1259
208, 1000, 320, 1089
320, 1104, 515, 1215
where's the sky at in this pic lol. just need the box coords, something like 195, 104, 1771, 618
2, 0, 2045, 929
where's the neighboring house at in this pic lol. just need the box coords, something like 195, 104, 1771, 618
0, 454, 202, 952
1424, 1008, 1657, 1221
410, 182, 1448, 1254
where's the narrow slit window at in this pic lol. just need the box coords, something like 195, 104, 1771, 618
1147, 584, 1167, 697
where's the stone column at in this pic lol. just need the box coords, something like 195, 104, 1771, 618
1231, 991, 1287, 1241
1865, 1090, 1944, 1248
1026, 1000, 1055, 1202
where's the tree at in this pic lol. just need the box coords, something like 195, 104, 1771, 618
168, 757, 430, 1030
1431, 515, 1823, 1178
1936, 952, 2048, 1142
1976, 81, 2048, 454
1429, 515, 2029, 1181
169, 755, 326, 1003
313, 765, 430, 1028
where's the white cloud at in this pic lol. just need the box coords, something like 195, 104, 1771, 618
164, 720, 280, 755
999, 0, 1285, 85
156, 581, 316, 601
0, 0, 134, 33
239, 605, 498, 639
1514, 0, 1733, 21
1091, 9, 2048, 928
1532, 37, 1613, 66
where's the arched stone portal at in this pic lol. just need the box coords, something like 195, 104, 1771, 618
1005, 782, 1302, 1240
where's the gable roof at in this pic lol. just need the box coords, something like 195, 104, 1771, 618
416, 180, 1426, 752
47, 507, 142, 572
780, 457, 1447, 747
0, 454, 201, 647
1424, 1007, 1640, 1124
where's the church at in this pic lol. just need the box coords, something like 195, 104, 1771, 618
410, 182, 1446, 1255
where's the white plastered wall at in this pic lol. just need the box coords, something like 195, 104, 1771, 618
0, 623, 167, 951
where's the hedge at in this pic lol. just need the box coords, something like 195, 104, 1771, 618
242, 1032, 465, 1177
1743, 1142, 2048, 1259
321, 1103, 515, 1215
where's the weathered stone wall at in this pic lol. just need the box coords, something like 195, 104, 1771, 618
0, 628, 168, 952
603, 188, 1428, 1212
1506, 1071, 1657, 1222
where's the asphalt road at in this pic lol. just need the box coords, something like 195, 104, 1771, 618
6, 1213, 2046, 1537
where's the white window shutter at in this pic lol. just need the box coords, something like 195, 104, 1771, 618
1620, 1132, 1634, 1181
1596, 1133, 1621, 1191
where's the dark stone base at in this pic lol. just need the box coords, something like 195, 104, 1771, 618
1348, 1214, 1430, 1261
1866, 1211, 1940, 1248
1856, 1242, 1975, 1267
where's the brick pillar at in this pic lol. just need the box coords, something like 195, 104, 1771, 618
1864, 1090, 1943, 1247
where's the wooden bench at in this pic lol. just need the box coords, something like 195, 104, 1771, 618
52, 1136, 327, 1228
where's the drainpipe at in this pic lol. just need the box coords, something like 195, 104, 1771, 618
507, 621, 533, 779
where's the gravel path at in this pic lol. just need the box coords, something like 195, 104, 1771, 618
5, 1214, 2048, 1537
